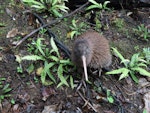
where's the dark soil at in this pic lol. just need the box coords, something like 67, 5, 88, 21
0, 0, 150, 113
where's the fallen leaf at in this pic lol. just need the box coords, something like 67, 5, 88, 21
6, 28, 19, 38
67, 32, 71, 38
36, 67, 43, 76
13, 104, 19, 111
41, 87, 56, 101
42, 105, 60, 113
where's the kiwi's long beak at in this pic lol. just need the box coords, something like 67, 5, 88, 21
81, 55, 88, 81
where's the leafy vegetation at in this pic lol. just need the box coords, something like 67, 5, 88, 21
133, 24, 150, 41
0, 22, 6, 27
86, 0, 110, 11
112, 18, 125, 30
86, 0, 110, 30
142, 47, 150, 64
22, 0, 69, 17
68, 19, 88, 39
143, 109, 148, 113
106, 47, 150, 83
106, 90, 114, 103
0, 77, 12, 104
19, 37, 75, 88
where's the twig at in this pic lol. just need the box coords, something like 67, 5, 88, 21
14, 2, 89, 48
77, 91, 97, 112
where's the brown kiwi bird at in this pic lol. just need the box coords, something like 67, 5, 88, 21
71, 30, 112, 81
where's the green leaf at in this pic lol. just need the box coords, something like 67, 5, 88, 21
44, 61, 56, 83
27, 64, 34, 74
137, 63, 147, 68
57, 64, 69, 86
0, 95, 4, 100
70, 31, 77, 39
15, 55, 22, 63
70, 76, 74, 89
36, 38, 45, 56
86, 5, 102, 10
57, 75, 69, 88
22, 55, 45, 61
52, 9, 62, 17
55, 5, 69, 12
11, 98, 15, 104
31, 5, 45, 10
49, 55, 59, 62
129, 53, 139, 67
106, 68, 127, 75
131, 67, 150, 77
22, 0, 36, 5
130, 71, 139, 83
60, 59, 73, 65
103, 1, 110, 9
41, 68, 47, 84
40, 0, 44, 3
119, 68, 130, 80
88, 0, 100, 6
50, 37, 60, 57
52, 0, 57, 6
2, 84, 12, 93
143, 109, 147, 113
0, 78, 6, 81
0, 22, 6, 27
112, 47, 127, 66
47, 71, 56, 83
106, 90, 114, 103
120, 59, 130, 66
4, 94, 11, 97
138, 58, 147, 63
107, 96, 114, 103
72, 19, 77, 28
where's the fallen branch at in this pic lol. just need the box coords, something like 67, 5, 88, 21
14, 2, 89, 50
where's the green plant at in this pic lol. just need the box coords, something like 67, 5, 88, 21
133, 24, 150, 40
69, 19, 87, 39
16, 55, 23, 73
106, 47, 150, 83
39, 28, 47, 35
22, 0, 69, 17
94, 15, 102, 29
27, 40, 37, 53
10, 98, 15, 105
94, 81, 114, 104
0, 78, 12, 103
112, 18, 125, 30
106, 90, 114, 103
0, 22, 6, 27
27, 38, 46, 55
14, 36, 22, 41
0, 9, 4, 14
21, 37, 75, 88
86, 0, 110, 10
143, 109, 148, 113
142, 47, 150, 64
86, 0, 110, 31
17, 66, 23, 73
